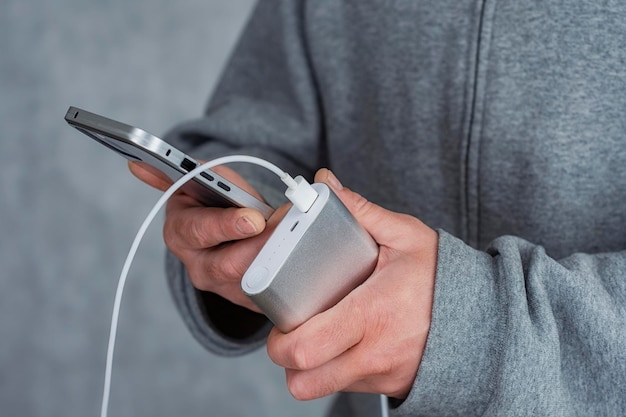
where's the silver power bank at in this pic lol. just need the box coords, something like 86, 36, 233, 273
242, 183, 379, 332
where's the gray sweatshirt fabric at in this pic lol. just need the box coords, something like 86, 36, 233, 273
163, 1, 626, 416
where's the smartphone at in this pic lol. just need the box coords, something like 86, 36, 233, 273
64, 106, 275, 219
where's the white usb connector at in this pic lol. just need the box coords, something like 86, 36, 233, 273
283, 175, 319, 212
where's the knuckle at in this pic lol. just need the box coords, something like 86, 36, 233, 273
402, 213, 425, 233
187, 253, 239, 291
185, 272, 203, 291
350, 193, 372, 216
286, 374, 319, 401
369, 355, 395, 377
286, 378, 306, 401
162, 221, 180, 252
186, 262, 212, 291
187, 272, 207, 291
343, 292, 367, 338
165, 208, 231, 250
268, 337, 314, 371
291, 341, 312, 370
188, 218, 212, 247
288, 384, 311, 401
164, 213, 208, 250
217, 212, 238, 240
207, 255, 245, 282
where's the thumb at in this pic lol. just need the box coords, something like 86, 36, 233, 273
314, 168, 417, 248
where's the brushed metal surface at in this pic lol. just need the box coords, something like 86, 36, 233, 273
244, 183, 379, 332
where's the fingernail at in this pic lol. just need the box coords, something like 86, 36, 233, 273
327, 170, 343, 191
236, 216, 258, 235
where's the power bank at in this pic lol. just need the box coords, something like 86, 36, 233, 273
242, 183, 379, 332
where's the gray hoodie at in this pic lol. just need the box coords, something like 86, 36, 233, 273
164, 1, 626, 416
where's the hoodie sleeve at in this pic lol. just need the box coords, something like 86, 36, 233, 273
393, 230, 626, 417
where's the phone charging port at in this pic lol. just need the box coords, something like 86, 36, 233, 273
180, 158, 197, 172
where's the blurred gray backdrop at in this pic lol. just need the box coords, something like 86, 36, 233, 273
0, 1, 332, 416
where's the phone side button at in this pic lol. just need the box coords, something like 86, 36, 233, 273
217, 181, 231, 192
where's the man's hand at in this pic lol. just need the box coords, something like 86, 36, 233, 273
130, 160, 438, 399
128, 161, 287, 312
266, 168, 438, 400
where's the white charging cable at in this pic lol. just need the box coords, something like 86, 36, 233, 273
380, 394, 389, 417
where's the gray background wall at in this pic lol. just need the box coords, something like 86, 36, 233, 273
0, 1, 331, 416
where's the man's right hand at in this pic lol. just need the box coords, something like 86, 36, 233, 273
128, 161, 287, 312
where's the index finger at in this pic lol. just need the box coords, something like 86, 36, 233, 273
164, 194, 267, 250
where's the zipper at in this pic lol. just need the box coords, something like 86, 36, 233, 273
461, 0, 495, 248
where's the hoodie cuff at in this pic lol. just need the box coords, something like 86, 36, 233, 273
393, 230, 503, 416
